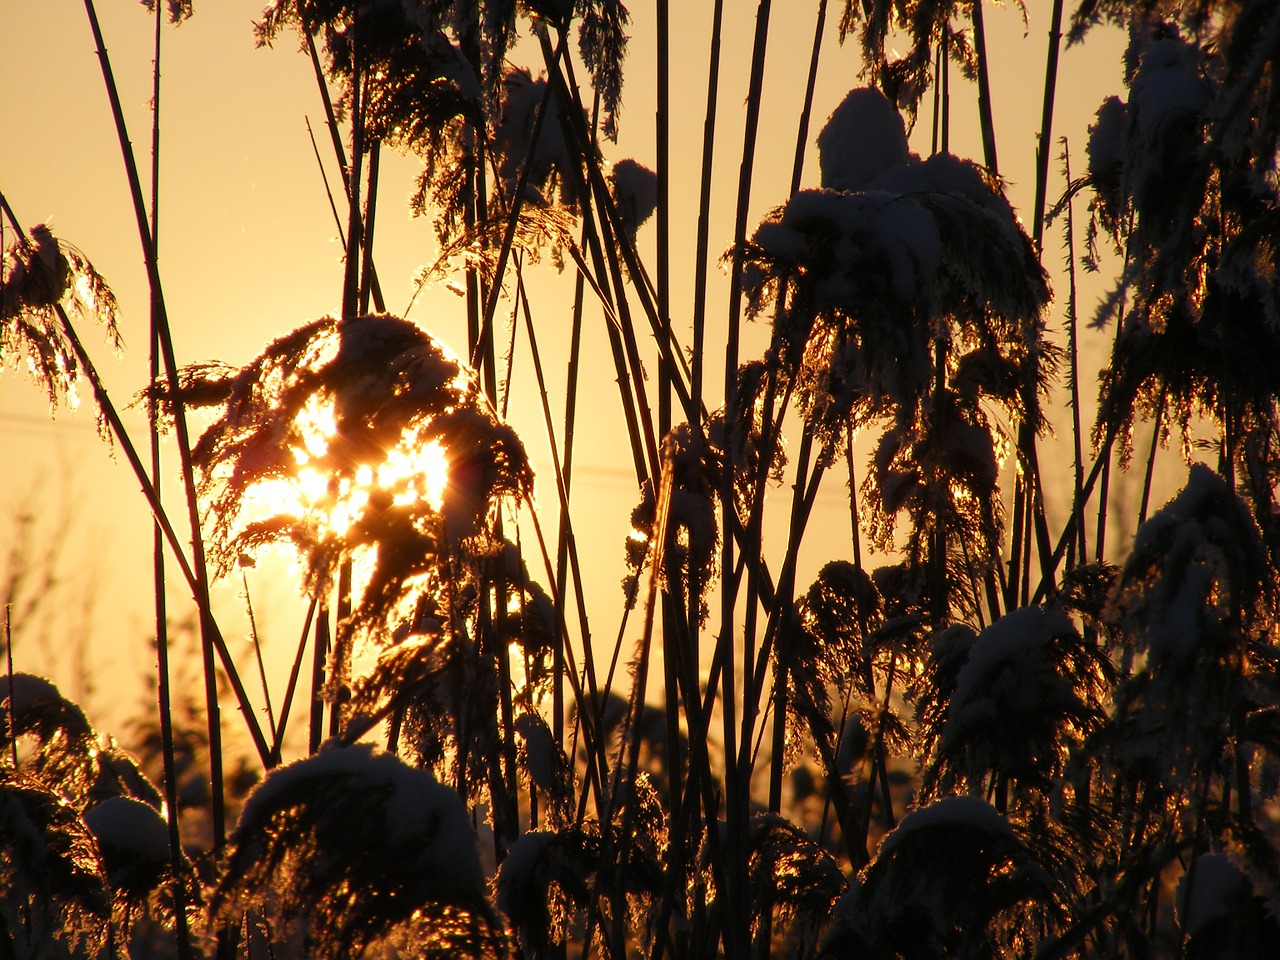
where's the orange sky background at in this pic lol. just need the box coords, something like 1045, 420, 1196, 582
1, 1, 1130, 737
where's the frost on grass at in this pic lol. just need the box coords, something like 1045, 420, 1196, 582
215, 742, 502, 957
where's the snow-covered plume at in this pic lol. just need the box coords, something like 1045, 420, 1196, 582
494, 67, 576, 206
742, 88, 1048, 435
822, 796, 1061, 959
817, 87, 912, 192
168, 313, 534, 641
1100, 464, 1277, 788
1, 224, 120, 415
609, 158, 659, 238
1125, 36, 1210, 225
215, 743, 500, 956
83, 796, 171, 900
919, 605, 1111, 800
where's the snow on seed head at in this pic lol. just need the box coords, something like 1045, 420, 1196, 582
818, 87, 911, 192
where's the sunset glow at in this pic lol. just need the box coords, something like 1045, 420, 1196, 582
237, 398, 451, 540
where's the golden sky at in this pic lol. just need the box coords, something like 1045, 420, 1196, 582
1, 1, 1128, 733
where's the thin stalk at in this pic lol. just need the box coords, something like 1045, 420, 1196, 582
763, 422, 821, 814
1031, 0, 1066, 254
341, 64, 365, 321
0, 200, 272, 767
470, 37, 559, 371
516, 284, 610, 797
847, 430, 862, 567
970, 0, 999, 176
521, 497, 608, 816
940, 29, 951, 153
553, 247, 588, 747
83, 0, 231, 851
327, 561, 353, 740
241, 573, 276, 734
932, 40, 943, 155
491, 543, 520, 845
145, 9, 192, 955
607, 455, 674, 954
1095, 454, 1112, 563
358, 141, 381, 315
537, 34, 658, 482
721, 5, 772, 950
657, 0, 670, 438
309, 605, 330, 754
270, 598, 317, 764
1061, 140, 1088, 564
6, 608, 16, 768
304, 29, 386, 313
1031, 418, 1126, 603
790, 0, 829, 197
306, 117, 347, 246
1137, 392, 1165, 528
746, 428, 830, 772
691, 0, 725, 414
544, 44, 696, 426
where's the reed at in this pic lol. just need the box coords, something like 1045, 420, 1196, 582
2, 1, 1279, 957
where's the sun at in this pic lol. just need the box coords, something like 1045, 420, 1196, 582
238, 397, 451, 541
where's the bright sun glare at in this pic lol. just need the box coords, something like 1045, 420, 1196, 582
239, 397, 451, 539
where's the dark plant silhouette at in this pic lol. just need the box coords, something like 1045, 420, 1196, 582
6, 0, 1280, 957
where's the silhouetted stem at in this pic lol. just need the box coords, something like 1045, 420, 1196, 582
691, 0, 725, 414
270, 598, 317, 764
1, 207, 271, 779
1031, 0, 1066, 253
791, 0, 828, 196
309, 606, 330, 754
145, 10, 193, 956
82, 0, 232, 851
1137, 392, 1165, 528
970, 0, 999, 176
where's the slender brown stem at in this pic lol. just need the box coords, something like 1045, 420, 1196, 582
82, 0, 231, 851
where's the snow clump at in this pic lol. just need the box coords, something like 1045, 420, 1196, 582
818, 87, 911, 191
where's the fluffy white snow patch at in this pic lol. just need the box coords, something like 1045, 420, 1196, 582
1178, 854, 1246, 937
242, 743, 484, 898
514, 712, 560, 792
1131, 38, 1209, 141
1087, 96, 1128, 185
818, 88, 911, 191
496, 830, 559, 916
757, 189, 942, 307
609, 159, 659, 234
84, 796, 171, 866
950, 606, 1075, 710
3, 673, 63, 715
877, 795, 1011, 860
